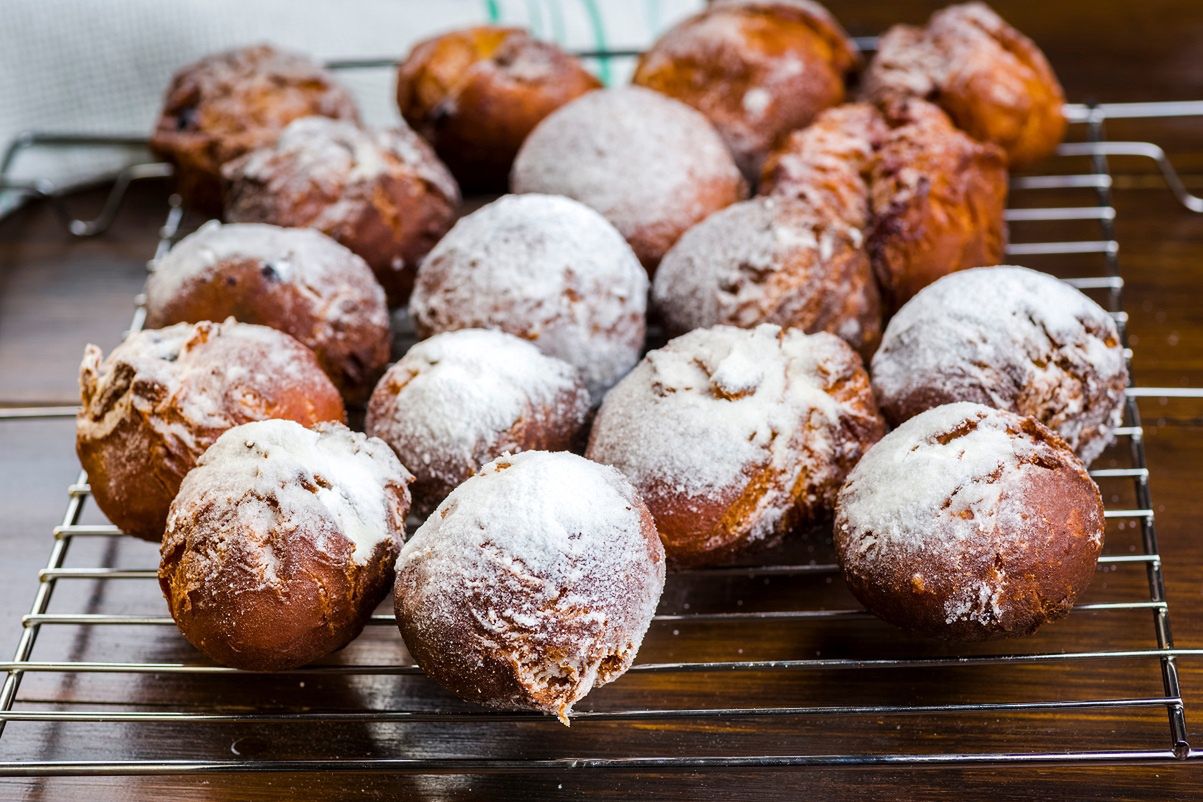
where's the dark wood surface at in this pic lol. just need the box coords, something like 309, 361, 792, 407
4, 2, 1203, 798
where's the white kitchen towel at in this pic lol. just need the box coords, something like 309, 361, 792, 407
0, 0, 703, 212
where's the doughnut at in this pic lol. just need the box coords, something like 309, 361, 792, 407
76, 320, 345, 541
396, 26, 601, 192
408, 194, 647, 402
834, 403, 1105, 640
394, 451, 664, 722
866, 99, 1008, 308
651, 195, 881, 359
510, 86, 747, 271
759, 102, 885, 230
221, 116, 461, 306
160, 419, 412, 670
150, 44, 359, 214
762, 99, 1008, 310
144, 221, 390, 403
365, 329, 591, 517
633, 0, 857, 178
863, 2, 1066, 167
586, 324, 885, 566
871, 266, 1127, 465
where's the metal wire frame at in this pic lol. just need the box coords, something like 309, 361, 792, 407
2, 93, 1203, 774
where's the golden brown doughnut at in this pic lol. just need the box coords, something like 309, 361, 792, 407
586, 324, 885, 566
651, 195, 881, 359
76, 320, 345, 541
866, 99, 1008, 309
222, 117, 461, 306
762, 99, 1008, 311
510, 87, 747, 272
871, 266, 1128, 465
160, 420, 412, 670
835, 403, 1104, 640
150, 44, 359, 214
144, 222, 391, 403
863, 2, 1066, 168
365, 328, 591, 517
394, 451, 664, 723
396, 26, 601, 192
759, 102, 886, 230
633, 0, 857, 178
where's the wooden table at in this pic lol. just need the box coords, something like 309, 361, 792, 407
3, 2, 1203, 798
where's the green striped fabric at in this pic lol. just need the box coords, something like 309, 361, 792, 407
480, 0, 703, 85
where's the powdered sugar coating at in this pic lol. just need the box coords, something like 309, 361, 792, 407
149, 221, 377, 308
76, 320, 345, 540
587, 324, 885, 564
78, 320, 337, 443
168, 419, 411, 566
409, 194, 648, 402
365, 329, 590, 515
840, 404, 1045, 555
871, 266, 1127, 465
511, 86, 746, 267
834, 402, 1104, 639
651, 195, 880, 356
160, 419, 412, 670
145, 221, 390, 400
395, 451, 665, 722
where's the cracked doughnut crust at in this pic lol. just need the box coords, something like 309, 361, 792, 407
834, 402, 1105, 640
159, 420, 412, 670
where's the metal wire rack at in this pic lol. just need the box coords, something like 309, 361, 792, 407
3, 52, 1203, 773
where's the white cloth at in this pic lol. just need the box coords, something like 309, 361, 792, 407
0, 0, 702, 210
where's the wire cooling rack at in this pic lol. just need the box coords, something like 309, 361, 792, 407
3, 52, 1203, 773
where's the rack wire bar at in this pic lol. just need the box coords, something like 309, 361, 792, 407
0, 648, 1194, 677
0, 697, 1184, 725
0, 749, 1195, 778
24, 551, 1161, 582
1085, 111, 1190, 758
0, 406, 80, 420
15, 600, 1170, 629
1, 90, 1200, 773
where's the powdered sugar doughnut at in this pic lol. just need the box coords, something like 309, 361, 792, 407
366, 329, 590, 516
871, 266, 1127, 465
394, 451, 664, 723
76, 320, 345, 541
150, 44, 359, 214
511, 86, 747, 270
651, 196, 881, 358
834, 403, 1104, 640
222, 116, 460, 305
145, 221, 390, 403
160, 420, 413, 670
633, 0, 857, 178
409, 194, 648, 402
586, 324, 885, 566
